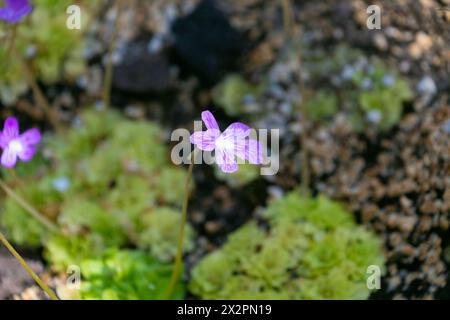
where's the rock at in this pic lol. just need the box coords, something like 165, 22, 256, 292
408, 32, 433, 58
0, 249, 45, 299
171, 0, 246, 83
417, 75, 437, 95
112, 41, 171, 94
373, 33, 388, 51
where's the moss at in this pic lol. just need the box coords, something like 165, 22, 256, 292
136, 207, 194, 263
212, 74, 263, 116
58, 249, 184, 300
189, 192, 385, 300
304, 90, 339, 121
212, 45, 412, 132
304, 45, 412, 130
0, 109, 194, 272
57, 199, 126, 247
0, 0, 97, 104
44, 233, 105, 272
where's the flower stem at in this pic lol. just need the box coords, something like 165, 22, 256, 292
0, 178, 58, 233
0, 231, 59, 300
164, 157, 194, 299
102, 0, 123, 111
6, 24, 18, 59
13, 46, 62, 132
281, 0, 310, 196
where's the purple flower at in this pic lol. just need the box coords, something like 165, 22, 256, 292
190, 110, 263, 173
0, 117, 41, 168
0, 0, 32, 24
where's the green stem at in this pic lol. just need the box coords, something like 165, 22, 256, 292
281, 0, 310, 196
0, 178, 58, 233
0, 231, 59, 300
102, 0, 123, 110
13, 46, 62, 132
6, 24, 17, 59
281, 0, 293, 40
164, 157, 194, 299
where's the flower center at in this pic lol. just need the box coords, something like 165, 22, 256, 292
215, 135, 234, 151
9, 139, 24, 153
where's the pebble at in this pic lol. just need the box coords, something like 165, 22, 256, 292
382, 74, 396, 86
366, 110, 382, 124
374, 33, 388, 51
417, 76, 437, 95
442, 119, 450, 133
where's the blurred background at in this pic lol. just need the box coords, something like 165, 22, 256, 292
0, 0, 449, 300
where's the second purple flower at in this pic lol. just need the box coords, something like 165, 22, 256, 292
0, 117, 41, 168
0, 0, 32, 24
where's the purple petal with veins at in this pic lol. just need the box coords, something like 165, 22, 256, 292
235, 139, 263, 164
221, 122, 251, 139
216, 147, 238, 173
190, 129, 220, 151
2, 117, 19, 141
1, 146, 17, 168
19, 128, 41, 145
201, 111, 219, 131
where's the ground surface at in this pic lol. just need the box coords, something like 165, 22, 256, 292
1, 0, 449, 299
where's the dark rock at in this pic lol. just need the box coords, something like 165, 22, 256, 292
112, 42, 171, 94
171, 0, 246, 84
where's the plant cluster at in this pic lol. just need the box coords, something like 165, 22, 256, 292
0, 110, 194, 282
59, 249, 184, 300
212, 45, 412, 132
0, 0, 95, 105
190, 192, 385, 299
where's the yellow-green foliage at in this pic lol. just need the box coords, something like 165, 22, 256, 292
212, 74, 263, 117
189, 192, 385, 300
0, 109, 194, 272
0, 0, 96, 104
137, 207, 194, 262
59, 249, 185, 300
304, 46, 412, 130
212, 45, 411, 131
351, 61, 412, 130
304, 90, 338, 121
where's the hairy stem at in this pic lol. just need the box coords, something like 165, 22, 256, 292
164, 156, 195, 299
0, 231, 59, 300
0, 178, 58, 233
102, 0, 123, 110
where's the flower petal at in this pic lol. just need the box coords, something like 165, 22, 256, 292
18, 145, 36, 162
0, 8, 14, 22
216, 147, 238, 173
222, 122, 251, 140
201, 111, 219, 131
2, 117, 19, 141
0, 132, 7, 149
0, 0, 31, 23
19, 128, 41, 146
235, 139, 264, 164
190, 130, 219, 151
7, 0, 31, 11
1, 146, 18, 168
